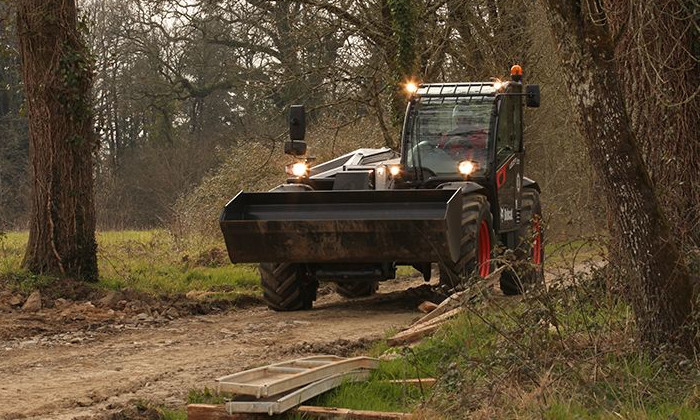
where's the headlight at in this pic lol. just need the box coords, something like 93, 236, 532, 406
286, 162, 309, 177
388, 165, 402, 177
458, 160, 476, 176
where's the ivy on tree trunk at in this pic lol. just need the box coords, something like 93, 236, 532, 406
17, 0, 99, 282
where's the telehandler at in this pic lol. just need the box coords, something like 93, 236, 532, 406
220, 66, 544, 311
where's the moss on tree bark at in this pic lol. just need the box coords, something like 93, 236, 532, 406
18, 0, 99, 282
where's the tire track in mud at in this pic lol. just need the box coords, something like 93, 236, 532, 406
0, 278, 435, 420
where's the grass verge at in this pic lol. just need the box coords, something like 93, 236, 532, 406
0, 230, 260, 299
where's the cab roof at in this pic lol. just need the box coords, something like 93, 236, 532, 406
416, 83, 499, 97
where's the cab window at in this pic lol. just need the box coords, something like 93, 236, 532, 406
496, 96, 519, 165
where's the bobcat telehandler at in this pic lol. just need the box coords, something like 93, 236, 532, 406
220, 66, 544, 311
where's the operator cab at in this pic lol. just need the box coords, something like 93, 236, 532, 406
400, 83, 501, 184
403, 84, 497, 182
400, 79, 539, 233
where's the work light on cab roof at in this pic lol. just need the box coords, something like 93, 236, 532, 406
404, 81, 419, 95
510, 64, 523, 81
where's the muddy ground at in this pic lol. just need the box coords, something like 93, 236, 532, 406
0, 275, 444, 420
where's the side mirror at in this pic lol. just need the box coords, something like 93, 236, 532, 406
525, 84, 540, 108
285, 105, 307, 156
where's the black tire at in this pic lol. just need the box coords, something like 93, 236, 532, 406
500, 188, 545, 295
335, 281, 379, 298
439, 194, 495, 289
259, 263, 318, 311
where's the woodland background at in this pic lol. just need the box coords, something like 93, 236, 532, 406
0, 0, 697, 253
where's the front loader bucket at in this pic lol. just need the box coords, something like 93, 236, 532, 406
220, 189, 463, 264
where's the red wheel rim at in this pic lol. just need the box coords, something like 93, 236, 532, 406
532, 218, 542, 265
478, 220, 491, 277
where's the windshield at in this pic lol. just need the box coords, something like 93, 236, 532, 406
405, 98, 493, 178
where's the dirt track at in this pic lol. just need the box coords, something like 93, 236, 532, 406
0, 277, 437, 420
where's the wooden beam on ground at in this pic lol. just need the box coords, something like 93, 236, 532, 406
412, 306, 465, 329
411, 266, 505, 326
387, 323, 441, 346
187, 404, 266, 420
294, 405, 412, 419
188, 404, 412, 419
386, 268, 505, 347
384, 378, 437, 388
417, 301, 438, 313
387, 307, 465, 346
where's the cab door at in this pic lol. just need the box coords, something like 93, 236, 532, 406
494, 94, 524, 232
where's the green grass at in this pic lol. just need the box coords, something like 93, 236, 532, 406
0, 230, 261, 297
544, 238, 607, 266
0, 231, 26, 272
0, 232, 58, 292
187, 387, 231, 405
398, 282, 699, 419
305, 378, 426, 413
128, 399, 187, 420
161, 410, 187, 420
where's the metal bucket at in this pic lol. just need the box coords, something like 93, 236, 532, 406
220, 189, 462, 264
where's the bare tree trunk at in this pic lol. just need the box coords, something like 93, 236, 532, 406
605, 1, 700, 248
18, 0, 99, 281
540, 0, 697, 353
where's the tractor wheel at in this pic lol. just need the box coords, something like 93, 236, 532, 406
500, 188, 545, 295
439, 194, 495, 289
335, 281, 379, 299
259, 263, 318, 311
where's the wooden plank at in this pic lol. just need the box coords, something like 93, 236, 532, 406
386, 269, 504, 348
187, 403, 412, 420
294, 405, 412, 419
411, 266, 504, 326
267, 366, 307, 373
187, 404, 266, 420
226, 370, 371, 415
216, 356, 378, 397
293, 360, 335, 367
417, 301, 439, 313
387, 307, 464, 346
217, 356, 347, 385
412, 306, 464, 329
384, 378, 437, 388
387, 323, 441, 346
